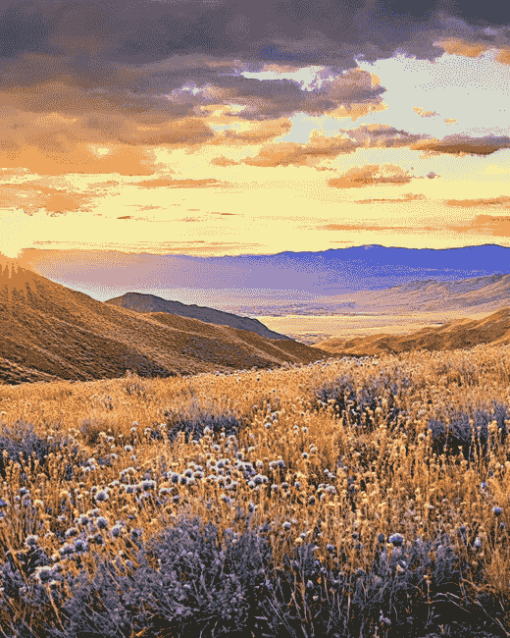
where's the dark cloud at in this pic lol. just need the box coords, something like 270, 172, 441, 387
1, 2, 509, 108
0, 0, 509, 176
410, 134, 510, 155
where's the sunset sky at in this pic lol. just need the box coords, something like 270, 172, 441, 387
2, 0, 510, 290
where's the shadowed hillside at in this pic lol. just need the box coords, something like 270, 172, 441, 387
314, 306, 510, 356
105, 292, 291, 340
0, 257, 335, 385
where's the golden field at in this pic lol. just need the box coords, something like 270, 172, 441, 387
0, 342, 510, 636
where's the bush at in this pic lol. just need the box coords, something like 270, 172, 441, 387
314, 373, 406, 433
163, 404, 242, 444
427, 402, 509, 462
25, 515, 506, 638
44, 514, 275, 638
0, 420, 84, 483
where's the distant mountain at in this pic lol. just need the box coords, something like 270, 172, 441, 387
314, 306, 510, 356
0, 257, 334, 385
23, 244, 510, 303
327, 273, 510, 315
105, 292, 291, 340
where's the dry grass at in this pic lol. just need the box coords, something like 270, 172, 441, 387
0, 344, 510, 635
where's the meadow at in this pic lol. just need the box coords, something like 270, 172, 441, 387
0, 345, 510, 637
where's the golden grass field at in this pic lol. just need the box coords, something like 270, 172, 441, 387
1, 342, 510, 635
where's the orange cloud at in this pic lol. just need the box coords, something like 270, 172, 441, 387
435, 38, 491, 58
323, 223, 408, 231
447, 214, 510, 237
211, 131, 356, 168
355, 193, 427, 204
413, 107, 439, 118
328, 164, 413, 188
495, 48, 510, 65
445, 118, 457, 126
134, 178, 225, 189
207, 118, 293, 146
0, 183, 95, 215
445, 196, 510, 208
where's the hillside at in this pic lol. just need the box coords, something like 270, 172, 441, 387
314, 306, 510, 356
0, 257, 335, 385
325, 273, 510, 315
105, 292, 291, 341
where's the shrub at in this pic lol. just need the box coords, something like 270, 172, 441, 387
163, 405, 242, 444
313, 373, 406, 433
427, 402, 509, 462
0, 420, 83, 483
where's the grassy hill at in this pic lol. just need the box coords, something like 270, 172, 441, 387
314, 306, 510, 356
105, 292, 292, 341
0, 257, 334, 385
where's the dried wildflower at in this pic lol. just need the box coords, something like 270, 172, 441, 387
24, 535, 39, 549
34, 565, 55, 584
94, 489, 109, 503
388, 533, 404, 547
96, 516, 109, 530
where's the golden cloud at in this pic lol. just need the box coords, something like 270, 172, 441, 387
211, 131, 356, 168
134, 178, 225, 188
328, 164, 413, 188
207, 118, 293, 146
447, 214, 510, 237
326, 101, 389, 121
323, 223, 408, 231
413, 107, 439, 118
435, 38, 491, 58
445, 196, 510, 208
0, 183, 95, 215
355, 193, 427, 204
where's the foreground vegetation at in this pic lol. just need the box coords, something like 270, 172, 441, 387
0, 345, 510, 637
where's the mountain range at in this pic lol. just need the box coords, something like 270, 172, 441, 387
0, 258, 332, 385
324, 273, 510, 315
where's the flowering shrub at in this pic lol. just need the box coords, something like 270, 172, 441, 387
163, 407, 242, 444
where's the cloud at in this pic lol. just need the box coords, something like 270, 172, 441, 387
328, 164, 413, 188
212, 130, 357, 167
434, 38, 492, 59
0, 182, 95, 215
339, 123, 423, 148
447, 214, 510, 237
134, 178, 226, 189
1, 1, 510, 177
0, 105, 214, 175
445, 118, 457, 126
413, 107, 439, 118
445, 196, 510, 208
322, 222, 409, 231
207, 117, 293, 145
164, 66, 386, 121
355, 193, 427, 204
410, 134, 510, 156
211, 124, 425, 168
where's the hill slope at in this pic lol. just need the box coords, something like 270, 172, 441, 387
0, 258, 334, 385
314, 306, 510, 356
105, 292, 291, 340
325, 273, 510, 315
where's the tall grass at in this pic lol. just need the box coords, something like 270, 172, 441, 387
0, 344, 509, 636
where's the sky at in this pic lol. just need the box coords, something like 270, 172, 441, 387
2, 0, 510, 299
